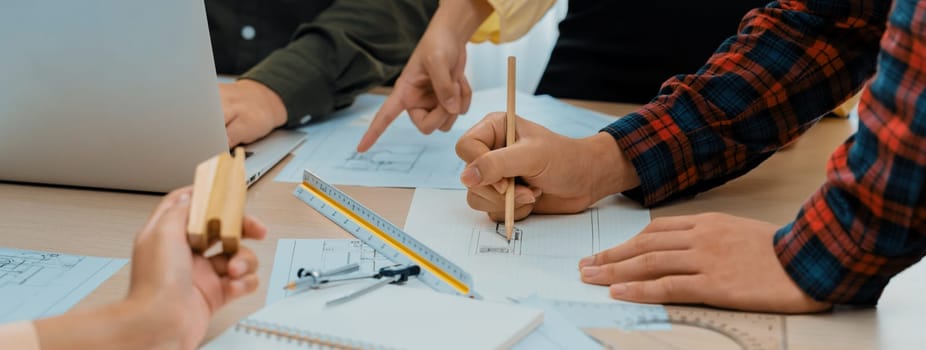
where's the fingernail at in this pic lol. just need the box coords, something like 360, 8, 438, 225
492, 181, 506, 194
460, 166, 482, 187
531, 187, 543, 198
178, 193, 191, 203
578, 256, 595, 268
611, 284, 628, 296
515, 192, 535, 204
581, 266, 600, 278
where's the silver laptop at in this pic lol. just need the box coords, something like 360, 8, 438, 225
0, 0, 305, 192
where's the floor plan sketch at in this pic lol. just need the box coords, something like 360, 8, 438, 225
340, 145, 424, 173
406, 189, 651, 302
0, 252, 83, 287
470, 208, 602, 258
266, 239, 395, 304
0, 248, 127, 323
276, 119, 466, 189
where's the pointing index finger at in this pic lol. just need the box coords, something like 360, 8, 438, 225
358, 91, 406, 152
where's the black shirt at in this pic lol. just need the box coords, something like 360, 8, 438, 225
536, 0, 769, 104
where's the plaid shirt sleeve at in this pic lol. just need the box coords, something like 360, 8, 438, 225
774, 0, 926, 305
602, 0, 888, 206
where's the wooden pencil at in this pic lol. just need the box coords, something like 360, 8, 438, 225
504, 56, 516, 242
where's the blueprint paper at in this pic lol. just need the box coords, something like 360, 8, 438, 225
0, 247, 127, 322
404, 188, 650, 303
274, 91, 618, 187
279, 124, 467, 189
275, 95, 466, 188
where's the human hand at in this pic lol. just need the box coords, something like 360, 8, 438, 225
220, 80, 287, 147
579, 213, 831, 313
455, 112, 639, 221
357, 27, 472, 152
128, 187, 267, 349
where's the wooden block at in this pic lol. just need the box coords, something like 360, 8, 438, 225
187, 147, 247, 254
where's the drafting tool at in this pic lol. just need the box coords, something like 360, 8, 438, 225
326, 264, 421, 306
188, 147, 247, 254
282, 262, 361, 291
504, 56, 517, 242
293, 170, 477, 298
534, 298, 785, 350
655, 307, 785, 350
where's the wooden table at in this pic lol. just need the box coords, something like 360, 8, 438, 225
1, 99, 921, 349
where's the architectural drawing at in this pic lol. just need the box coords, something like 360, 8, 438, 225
405, 189, 650, 302
339, 145, 424, 173
0, 251, 82, 287
0, 248, 127, 323
469, 208, 601, 258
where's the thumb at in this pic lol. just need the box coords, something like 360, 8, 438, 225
460, 145, 544, 188
424, 53, 462, 114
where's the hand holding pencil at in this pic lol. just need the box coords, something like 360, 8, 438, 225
455, 58, 640, 223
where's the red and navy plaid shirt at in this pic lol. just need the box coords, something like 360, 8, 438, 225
602, 0, 925, 305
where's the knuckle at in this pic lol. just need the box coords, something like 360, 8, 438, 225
661, 277, 682, 298
641, 253, 657, 275
631, 235, 651, 254
602, 263, 620, 280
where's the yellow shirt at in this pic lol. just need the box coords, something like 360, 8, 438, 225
0, 322, 40, 350
471, 0, 557, 43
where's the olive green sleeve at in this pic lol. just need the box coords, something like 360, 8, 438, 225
240, 0, 438, 127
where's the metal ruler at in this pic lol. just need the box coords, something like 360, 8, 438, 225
293, 170, 477, 298
541, 299, 785, 350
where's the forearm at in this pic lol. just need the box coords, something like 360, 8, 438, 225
34, 300, 170, 350
604, 0, 889, 206
774, 0, 926, 305
242, 0, 440, 126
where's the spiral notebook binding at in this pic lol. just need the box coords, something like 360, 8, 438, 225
235, 319, 388, 349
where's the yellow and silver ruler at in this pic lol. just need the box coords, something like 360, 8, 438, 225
294, 170, 477, 298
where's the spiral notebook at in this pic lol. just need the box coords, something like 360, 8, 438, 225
202, 283, 543, 349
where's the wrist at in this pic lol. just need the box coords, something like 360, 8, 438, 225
238, 79, 288, 128
431, 0, 493, 42
582, 132, 640, 202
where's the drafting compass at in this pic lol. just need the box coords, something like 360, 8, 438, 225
283, 262, 421, 305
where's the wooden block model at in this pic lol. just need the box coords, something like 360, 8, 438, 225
187, 147, 247, 254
